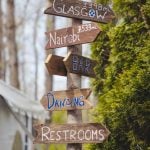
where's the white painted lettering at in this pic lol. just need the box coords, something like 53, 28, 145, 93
81, 7, 88, 16
99, 129, 105, 141
49, 32, 56, 47
74, 6, 80, 16
70, 130, 76, 140
68, 35, 73, 43
63, 130, 70, 140
56, 36, 61, 45
96, 11, 107, 20
42, 126, 50, 141
48, 29, 80, 48
62, 4, 68, 14
98, 4, 102, 11
56, 131, 61, 141
52, 0, 110, 21
67, 6, 74, 14
78, 130, 84, 141
53, 0, 62, 13
85, 130, 91, 140
50, 131, 55, 141
92, 130, 98, 140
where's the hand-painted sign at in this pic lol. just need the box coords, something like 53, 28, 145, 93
33, 123, 110, 144
40, 88, 92, 111
45, 23, 101, 49
45, 54, 67, 76
63, 53, 97, 78
44, 0, 115, 23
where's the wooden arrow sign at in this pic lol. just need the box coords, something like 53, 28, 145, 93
40, 88, 92, 111
45, 54, 67, 76
44, 0, 115, 24
33, 123, 110, 144
63, 53, 97, 78
45, 23, 101, 49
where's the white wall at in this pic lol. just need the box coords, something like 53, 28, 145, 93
0, 98, 33, 150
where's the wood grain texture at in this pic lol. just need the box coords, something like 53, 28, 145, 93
40, 88, 92, 111
66, 19, 82, 150
44, 0, 115, 23
45, 54, 67, 76
33, 123, 110, 144
45, 23, 101, 49
64, 53, 97, 78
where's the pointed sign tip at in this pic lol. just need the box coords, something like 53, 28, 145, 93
44, 8, 50, 14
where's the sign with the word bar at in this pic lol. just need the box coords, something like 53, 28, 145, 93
44, 0, 115, 23
33, 123, 110, 144
45, 23, 101, 49
64, 53, 97, 78
40, 88, 92, 111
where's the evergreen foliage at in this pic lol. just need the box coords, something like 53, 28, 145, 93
90, 0, 150, 149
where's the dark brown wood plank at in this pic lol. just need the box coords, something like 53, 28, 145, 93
33, 123, 110, 144
40, 88, 92, 111
45, 54, 67, 76
45, 23, 101, 49
63, 53, 97, 78
44, 0, 115, 23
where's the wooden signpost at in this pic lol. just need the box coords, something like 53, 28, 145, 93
64, 53, 97, 78
44, 0, 115, 24
45, 54, 67, 76
45, 53, 97, 78
33, 123, 110, 144
40, 88, 92, 111
34, 0, 114, 148
45, 23, 101, 49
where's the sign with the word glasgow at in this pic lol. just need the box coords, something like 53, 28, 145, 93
44, 0, 115, 23
33, 123, 110, 144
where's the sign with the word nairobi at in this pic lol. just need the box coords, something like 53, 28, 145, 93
45, 23, 101, 49
64, 53, 97, 78
44, 0, 115, 23
40, 88, 92, 111
45, 54, 67, 76
33, 123, 110, 144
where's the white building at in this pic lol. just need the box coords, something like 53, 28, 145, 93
0, 80, 49, 150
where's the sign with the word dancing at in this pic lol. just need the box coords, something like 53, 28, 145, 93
33, 123, 110, 144
40, 88, 92, 111
45, 23, 101, 49
64, 53, 97, 78
44, 0, 115, 23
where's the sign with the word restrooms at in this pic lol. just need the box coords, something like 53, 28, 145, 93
33, 123, 110, 143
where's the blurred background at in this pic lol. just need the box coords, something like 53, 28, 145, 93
0, 0, 93, 150
0, 0, 149, 150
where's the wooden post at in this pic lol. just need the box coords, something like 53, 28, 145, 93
37, 0, 115, 148
67, 19, 82, 150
